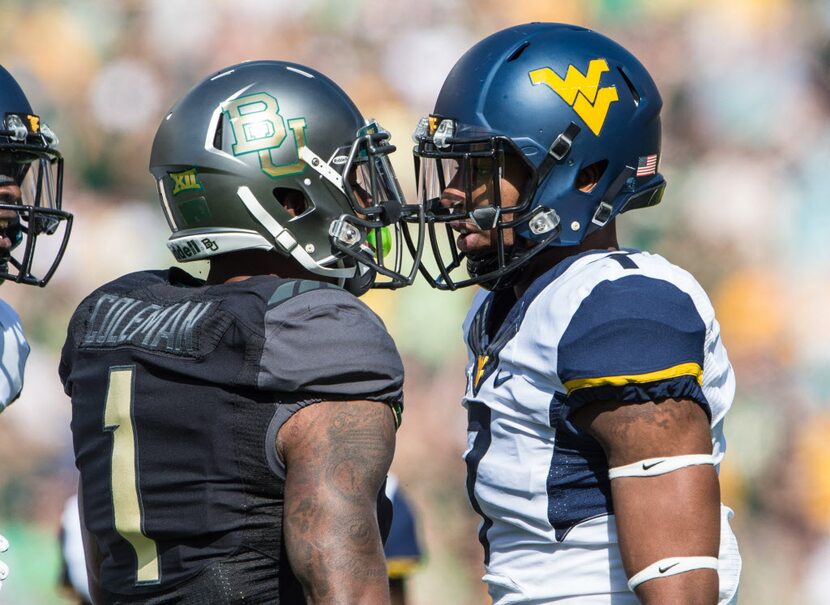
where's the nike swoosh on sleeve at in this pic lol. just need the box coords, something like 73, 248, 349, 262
642, 460, 664, 470
493, 371, 513, 387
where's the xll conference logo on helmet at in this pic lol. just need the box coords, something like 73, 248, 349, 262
222, 92, 309, 178
169, 168, 203, 196
529, 59, 619, 136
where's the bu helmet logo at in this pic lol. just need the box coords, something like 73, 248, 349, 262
528, 59, 619, 136
221, 92, 308, 178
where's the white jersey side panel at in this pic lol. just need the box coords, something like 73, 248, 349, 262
0, 299, 29, 411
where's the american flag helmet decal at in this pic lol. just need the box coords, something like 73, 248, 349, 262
636, 154, 658, 177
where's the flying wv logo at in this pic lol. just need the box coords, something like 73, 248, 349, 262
528, 59, 619, 136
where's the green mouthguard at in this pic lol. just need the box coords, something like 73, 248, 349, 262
367, 227, 392, 257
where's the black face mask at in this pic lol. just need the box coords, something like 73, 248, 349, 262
0, 213, 22, 247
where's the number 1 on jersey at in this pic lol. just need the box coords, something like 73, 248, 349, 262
104, 366, 160, 584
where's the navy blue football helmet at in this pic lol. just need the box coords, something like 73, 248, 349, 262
413, 23, 665, 290
0, 65, 72, 286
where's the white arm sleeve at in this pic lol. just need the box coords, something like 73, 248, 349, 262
0, 533, 9, 589
0, 300, 29, 412
61, 495, 92, 602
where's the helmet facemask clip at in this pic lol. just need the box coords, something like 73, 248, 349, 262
329, 122, 424, 290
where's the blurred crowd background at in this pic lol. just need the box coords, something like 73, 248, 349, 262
1, 0, 829, 603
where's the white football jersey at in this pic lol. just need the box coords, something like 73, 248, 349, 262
461, 249, 741, 604
0, 299, 28, 411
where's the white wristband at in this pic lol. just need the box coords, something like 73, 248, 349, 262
609, 454, 715, 479
628, 556, 719, 591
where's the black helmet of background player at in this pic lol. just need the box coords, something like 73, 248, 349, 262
149, 60, 424, 295
0, 66, 72, 286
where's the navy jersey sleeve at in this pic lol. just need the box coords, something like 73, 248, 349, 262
257, 285, 404, 405
557, 275, 709, 416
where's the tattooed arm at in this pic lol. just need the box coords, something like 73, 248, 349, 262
573, 398, 720, 605
278, 400, 396, 604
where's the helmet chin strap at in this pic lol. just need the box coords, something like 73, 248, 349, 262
467, 244, 532, 292
236, 186, 354, 279
340, 262, 376, 297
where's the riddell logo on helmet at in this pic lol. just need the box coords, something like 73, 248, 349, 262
169, 240, 203, 261
528, 59, 619, 136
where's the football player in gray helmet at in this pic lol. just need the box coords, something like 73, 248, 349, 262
151, 60, 422, 295
62, 60, 420, 604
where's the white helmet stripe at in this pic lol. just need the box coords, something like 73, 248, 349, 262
299, 146, 344, 192
202, 84, 251, 166
236, 186, 355, 279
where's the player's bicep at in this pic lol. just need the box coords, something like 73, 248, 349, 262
573, 397, 713, 466
279, 399, 395, 603
573, 398, 720, 604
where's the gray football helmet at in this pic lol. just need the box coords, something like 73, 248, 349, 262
150, 60, 423, 292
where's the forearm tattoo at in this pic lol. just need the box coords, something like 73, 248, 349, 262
283, 401, 395, 603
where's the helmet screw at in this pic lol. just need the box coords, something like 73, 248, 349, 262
305, 243, 315, 253
570, 221, 580, 231
303, 178, 311, 186
311, 158, 319, 166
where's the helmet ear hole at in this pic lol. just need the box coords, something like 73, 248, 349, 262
506, 41, 530, 62
576, 160, 608, 193
273, 187, 309, 218
212, 116, 224, 150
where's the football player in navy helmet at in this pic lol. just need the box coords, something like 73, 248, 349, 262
0, 64, 73, 592
61, 60, 422, 604
414, 23, 740, 604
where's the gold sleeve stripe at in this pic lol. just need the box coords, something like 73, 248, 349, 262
388, 400, 403, 428
387, 557, 421, 579
563, 362, 703, 394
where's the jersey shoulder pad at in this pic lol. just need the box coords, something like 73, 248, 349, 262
555, 272, 709, 411
264, 278, 342, 308
258, 281, 403, 403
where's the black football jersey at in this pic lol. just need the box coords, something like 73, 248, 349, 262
59, 268, 404, 604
